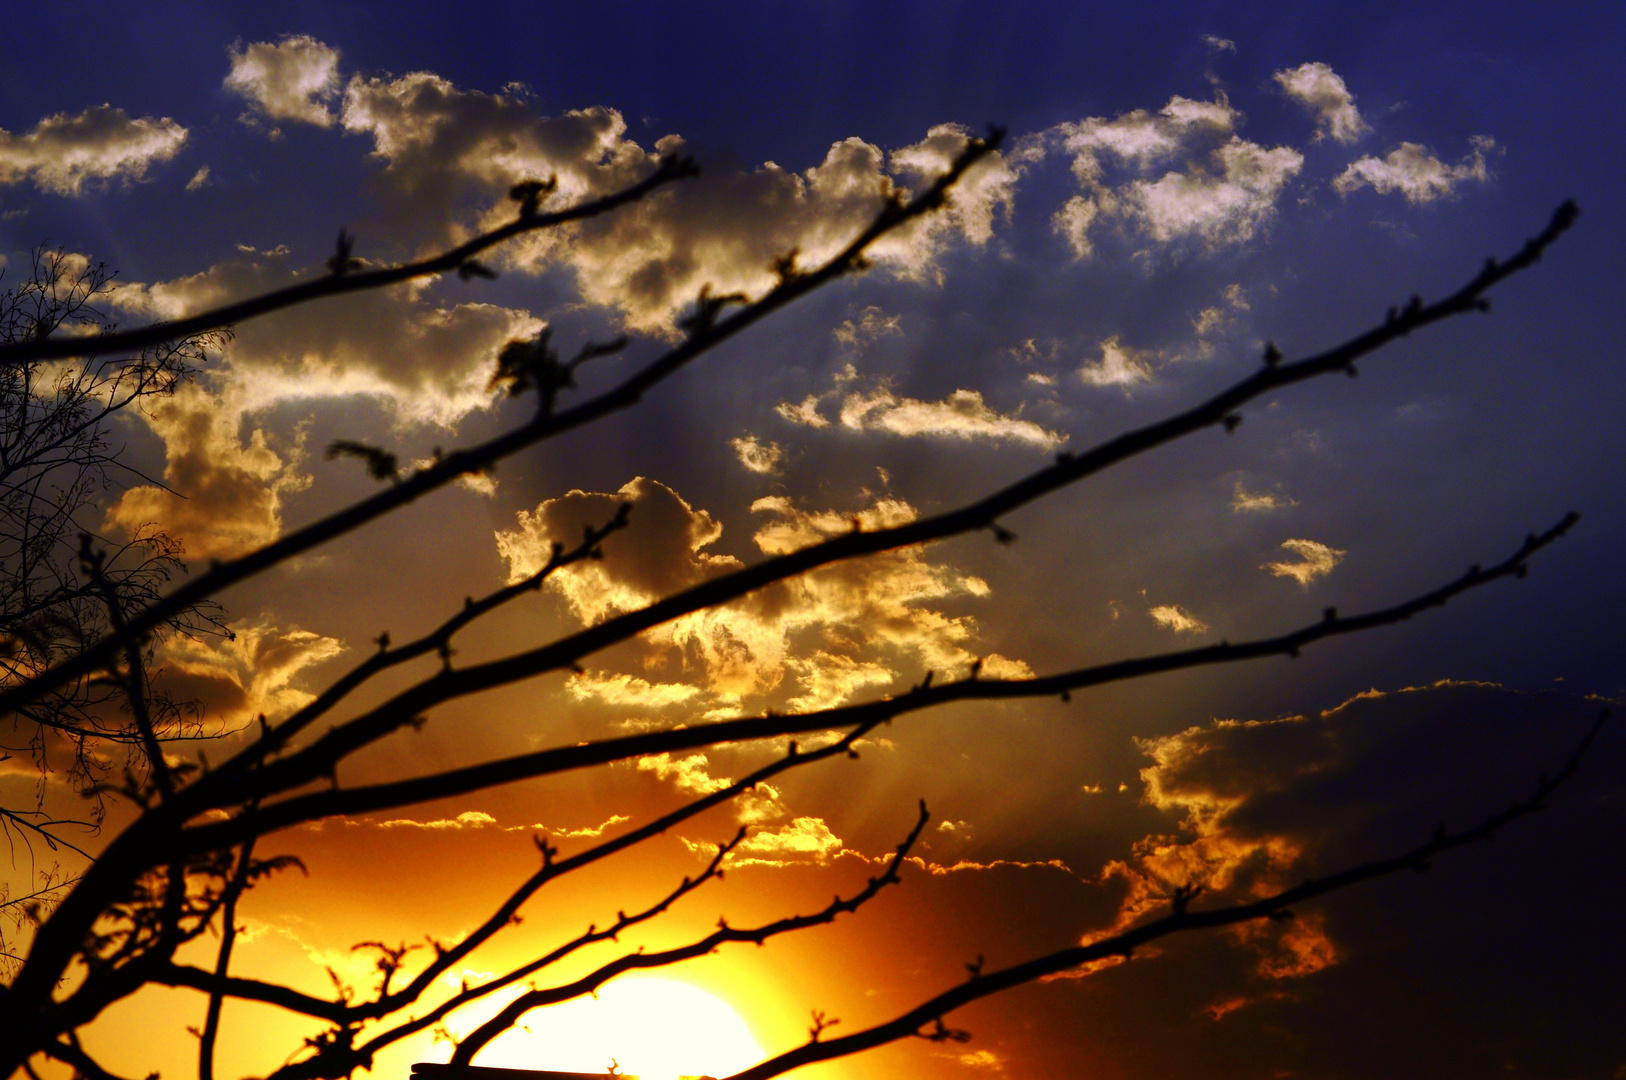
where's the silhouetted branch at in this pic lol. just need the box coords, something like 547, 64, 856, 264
0, 133, 1003, 723
151, 206, 1581, 828
0, 159, 697, 366
450, 800, 933, 1065
719, 711, 1608, 1080
176, 515, 1573, 851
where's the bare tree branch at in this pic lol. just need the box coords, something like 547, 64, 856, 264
720, 711, 1609, 1080
0, 133, 1005, 721
176, 513, 1575, 850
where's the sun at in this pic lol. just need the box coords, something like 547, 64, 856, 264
476, 977, 765, 1080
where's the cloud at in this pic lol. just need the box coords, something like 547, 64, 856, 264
833, 306, 903, 348
496, 476, 741, 623
775, 395, 829, 428
225, 36, 343, 130
331, 68, 1017, 332
730, 434, 785, 475
778, 385, 1065, 449
376, 810, 497, 830
0, 105, 187, 195
1149, 605, 1208, 634
1037, 92, 1302, 257
1274, 62, 1368, 144
1263, 538, 1345, 585
1231, 483, 1296, 512
156, 619, 344, 728
185, 165, 212, 191
1079, 335, 1154, 387
498, 478, 1031, 708
1333, 137, 1494, 204
1090, 681, 1609, 993
1126, 138, 1303, 248
731, 816, 843, 864
104, 383, 312, 561
565, 670, 702, 710
107, 247, 545, 425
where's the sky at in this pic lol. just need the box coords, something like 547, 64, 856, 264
2, 3, 1623, 1079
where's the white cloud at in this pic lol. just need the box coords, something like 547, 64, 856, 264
185, 165, 212, 191
1037, 92, 1302, 257
107, 246, 546, 425
732, 816, 843, 863
1079, 335, 1154, 387
0, 105, 187, 195
1125, 138, 1303, 248
225, 36, 343, 129
1333, 137, 1494, 204
1264, 538, 1345, 585
1274, 62, 1368, 144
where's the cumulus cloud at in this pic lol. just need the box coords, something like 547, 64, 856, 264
1149, 605, 1208, 634
497, 478, 1031, 708
0, 105, 187, 195
225, 36, 343, 129
1038, 92, 1302, 257
730, 434, 785, 475
157, 619, 344, 728
1274, 62, 1368, 144
1264, 538, 1345, 585
1079, 335, 1154, 387
731, 816, 844, 864
328, 66, 1017, 332
1333, 137, 1494, 204
107, 247, 544, 425
496, 476, 740, 623
104, 383, 311, 561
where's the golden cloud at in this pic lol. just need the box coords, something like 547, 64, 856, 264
225, 36, 343, 130
0, 105, 187, 195
1263, 538, 1346, 586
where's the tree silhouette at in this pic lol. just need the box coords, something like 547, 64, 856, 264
0, 134, 1600, 1080
0, 249, 228, 970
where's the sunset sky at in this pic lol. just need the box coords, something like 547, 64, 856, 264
2, 3, 1622, 1079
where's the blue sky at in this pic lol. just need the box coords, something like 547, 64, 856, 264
2, 4, 1622, 1079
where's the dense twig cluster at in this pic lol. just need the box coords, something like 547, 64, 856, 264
0, 250, 229, 970
0, 130, 1593, 1080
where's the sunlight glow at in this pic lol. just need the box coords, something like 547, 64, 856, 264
477, 978, 764, 1080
